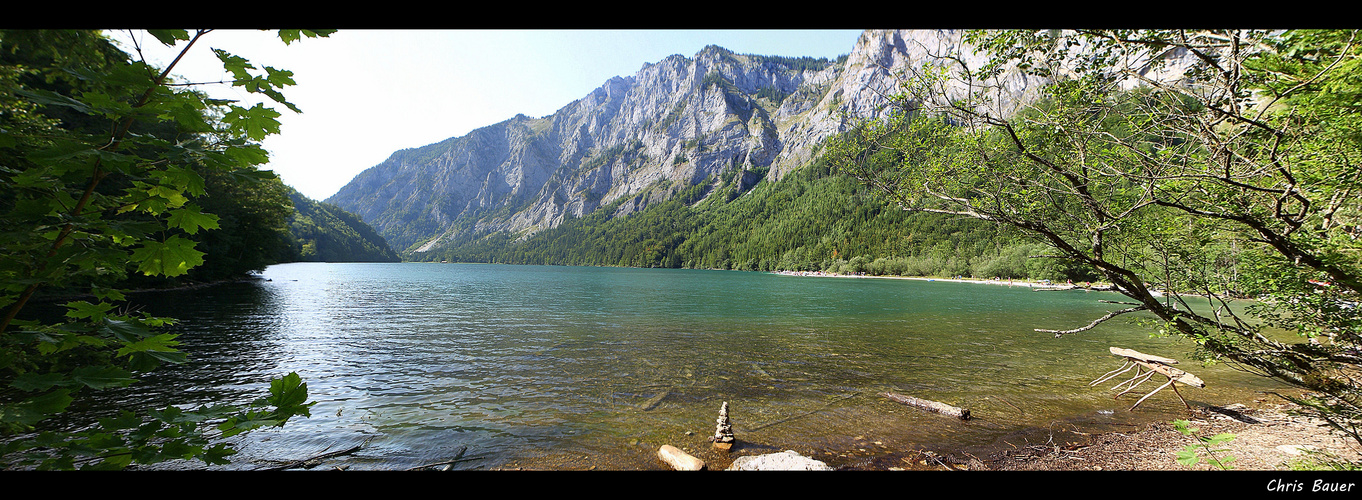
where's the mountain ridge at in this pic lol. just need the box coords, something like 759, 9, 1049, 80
324, 30, 1048, 254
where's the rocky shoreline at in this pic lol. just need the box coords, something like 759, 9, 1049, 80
640, 392, 1360, 472
852, 396, 1360, 472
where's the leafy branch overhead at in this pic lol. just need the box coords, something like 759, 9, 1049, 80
0, 28, 331, 470
827, 29, 1362, 449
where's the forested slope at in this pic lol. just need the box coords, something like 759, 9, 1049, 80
285, 188, 400, 263
418, 158, 1095, 282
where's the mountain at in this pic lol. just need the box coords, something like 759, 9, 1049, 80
322, 29, 1094, 255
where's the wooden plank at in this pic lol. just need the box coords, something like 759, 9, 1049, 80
1110, 347, 1179, 365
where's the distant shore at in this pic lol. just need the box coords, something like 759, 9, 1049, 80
770, 270, 1117, 291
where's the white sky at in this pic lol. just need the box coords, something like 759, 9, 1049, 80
108, 29, 866, 201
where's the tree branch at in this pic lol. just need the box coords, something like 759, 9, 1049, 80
1035, 306, 1148, 337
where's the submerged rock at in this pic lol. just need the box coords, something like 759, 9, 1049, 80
727, 450, 832, 471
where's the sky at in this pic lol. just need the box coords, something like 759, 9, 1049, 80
107, 29, 867, 201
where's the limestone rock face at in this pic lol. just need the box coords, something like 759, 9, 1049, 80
726, 450, 832, 471
325, 29, 1193, 254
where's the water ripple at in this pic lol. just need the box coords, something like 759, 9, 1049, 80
65, 263, 1297, 469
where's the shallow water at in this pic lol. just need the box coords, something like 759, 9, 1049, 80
87, 263, 1290, 469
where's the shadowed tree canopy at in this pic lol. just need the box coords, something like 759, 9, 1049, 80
285, 186, 400, 263
0, 29, 331, 469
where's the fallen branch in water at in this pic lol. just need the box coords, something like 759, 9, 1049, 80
405, 445, 480, 471
255, 443, 364, 471
420, 455, 486, 470
747, 392, 860, 432
989, 395, 1024, 414
914, 449, 961, 470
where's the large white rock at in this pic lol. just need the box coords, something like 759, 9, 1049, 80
726, 450, 832, 471
658, 445, 706, 471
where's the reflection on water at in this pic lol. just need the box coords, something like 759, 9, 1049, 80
82, 263, 1292, 470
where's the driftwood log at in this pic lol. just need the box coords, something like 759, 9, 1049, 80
1129, 359, 1203, 388
882, 392, 971, 420
1108, 347, 1180, 366
1094, 347, 1204, 411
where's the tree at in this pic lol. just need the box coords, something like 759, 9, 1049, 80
284, 187, 401, 263
827, 29, 1362, 448
0, 29, 331, 469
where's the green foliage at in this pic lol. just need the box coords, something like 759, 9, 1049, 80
416, 160, 1041, 279
285, 187, 400, 263
0, 369, 310, 470
581, 140, 645, 172
747, 53, 837, 73
0, 29, 331, 469
655, 100, 688, 132
1287, 450, 1362, 471
179, 168, 297, 281
1173, 419, 1237, 470
826, 28, 1362, 455
754, 86, 788, 105
700, 72, 731, 92
216, 372, 314, 437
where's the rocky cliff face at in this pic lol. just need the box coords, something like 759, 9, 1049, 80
324, 30, 1049, 253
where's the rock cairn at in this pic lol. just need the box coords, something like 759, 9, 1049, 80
710, 401, 735, 451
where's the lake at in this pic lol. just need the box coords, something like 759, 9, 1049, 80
98, 262, 1290, 470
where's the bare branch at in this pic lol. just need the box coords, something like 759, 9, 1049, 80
1035, 306, 1148, 337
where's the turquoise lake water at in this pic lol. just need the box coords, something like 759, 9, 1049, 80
95, 262, 1290, 470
